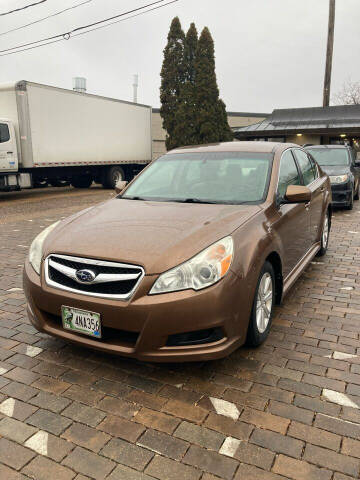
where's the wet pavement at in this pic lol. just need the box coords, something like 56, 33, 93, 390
0, 187, 360, 479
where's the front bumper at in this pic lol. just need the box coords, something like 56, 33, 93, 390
23, 259, 252, 362
330, 183, 352, 206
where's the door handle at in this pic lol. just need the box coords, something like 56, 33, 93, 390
6, 151, 13, 154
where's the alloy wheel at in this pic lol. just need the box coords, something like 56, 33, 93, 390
256, 272, 273, 333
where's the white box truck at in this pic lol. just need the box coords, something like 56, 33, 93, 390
0, 81, 152, 191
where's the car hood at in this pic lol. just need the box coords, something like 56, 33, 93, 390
319, 165, 351, 176
43, 198, 261, 274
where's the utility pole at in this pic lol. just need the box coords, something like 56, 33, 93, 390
323, 0, 336, 107
133, 74, 139, 103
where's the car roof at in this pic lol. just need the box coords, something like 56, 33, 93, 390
305, 145, 350, 150
168, 141, 298, 155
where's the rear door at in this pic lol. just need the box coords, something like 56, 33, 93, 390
0, 122, 18, 172
293, 148, 326, 245
274, 149, 311, 278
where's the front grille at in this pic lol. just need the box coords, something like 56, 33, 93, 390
331, 182, 350, 192
45, 254, 144, 300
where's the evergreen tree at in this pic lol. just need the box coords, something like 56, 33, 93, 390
173, 23, 198, 147
217, 98, 234, 142
160, 17, 185, 150
194, 27, 233, 144
184, 22, 198, 84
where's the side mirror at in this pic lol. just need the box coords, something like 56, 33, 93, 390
115, 180, 128, 195
284, 185, 311, 203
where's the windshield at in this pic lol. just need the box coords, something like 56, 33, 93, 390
122, 152, 273, 204
307, 148, 350, 167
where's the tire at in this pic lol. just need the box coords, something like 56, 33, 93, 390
354, 182, 359, 200
71, 175, 93, 189
317, 211, 330, 256
50, 179, 70, 187
102, 166, 125, 189
33, 179, 48, 188
246, 261, 275, 347
346, 190, 354, 210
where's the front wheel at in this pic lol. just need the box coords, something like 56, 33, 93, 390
346, 191, 354, 210
317, 211, 330, 256
246, 261, 275, 347
354, 182, 359, 200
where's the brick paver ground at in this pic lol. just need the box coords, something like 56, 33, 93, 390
1, 187, 360, 479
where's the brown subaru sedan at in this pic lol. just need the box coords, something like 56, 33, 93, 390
23, 142, 331, 362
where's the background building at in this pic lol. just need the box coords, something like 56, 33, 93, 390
151, 109, 268, 159
233, 105, 360, 156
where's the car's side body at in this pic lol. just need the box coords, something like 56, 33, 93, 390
224, 143, 331, 308
23, 142, 332, 362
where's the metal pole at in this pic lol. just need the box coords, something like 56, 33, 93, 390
323, 0, 336, 107
133, 74, 138, 103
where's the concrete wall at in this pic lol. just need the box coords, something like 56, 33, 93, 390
151, 110, 267, 160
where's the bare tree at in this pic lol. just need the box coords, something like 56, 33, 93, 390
332, 78, 360, 105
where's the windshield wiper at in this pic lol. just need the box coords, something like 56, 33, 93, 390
172, 198, 219, 204
120, 196, 243, 205
176, 198, 248, 205
120, 196, 145, 201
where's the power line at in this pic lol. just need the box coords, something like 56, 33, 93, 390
0, 0, 93, 37
0, 0, 48, 17
0, 0, 174, 54
0, 0, 179, 57
73, 0, 179, 38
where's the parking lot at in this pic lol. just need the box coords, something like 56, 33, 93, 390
0, 187, 360, 480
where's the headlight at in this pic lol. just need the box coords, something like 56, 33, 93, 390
149, 236, 233, 295
29, 221, 60, 274
329, 174, 349, 184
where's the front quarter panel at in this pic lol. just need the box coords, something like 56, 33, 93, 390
230, 208, 280, 306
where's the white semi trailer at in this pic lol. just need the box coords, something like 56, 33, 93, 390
0, 81, 152, 191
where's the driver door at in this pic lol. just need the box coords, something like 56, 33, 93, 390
272, 149, 311, 278
0, 122, 18, 173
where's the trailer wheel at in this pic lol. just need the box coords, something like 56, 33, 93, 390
50, 179, 70, 187
33, 179, 48, 188
71, 175, 93, 189
102, 166, 125, 189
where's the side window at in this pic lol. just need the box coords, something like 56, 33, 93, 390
0, 124, 9, 143
293, 149, 316, 185
308, 155, 319, 179
278, 150, 301, 198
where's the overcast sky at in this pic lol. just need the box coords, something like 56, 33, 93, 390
0, 0, 359, 113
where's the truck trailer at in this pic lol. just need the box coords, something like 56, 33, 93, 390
0, 81, 152, 191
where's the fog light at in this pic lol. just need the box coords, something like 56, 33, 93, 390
166, 328, 224, 347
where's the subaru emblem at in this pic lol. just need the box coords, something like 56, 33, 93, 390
75, 269, 96, 283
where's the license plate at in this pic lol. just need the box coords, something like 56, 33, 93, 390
61, 306, 101, 338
